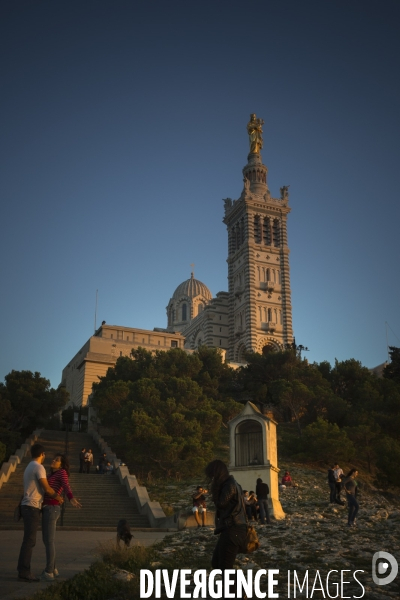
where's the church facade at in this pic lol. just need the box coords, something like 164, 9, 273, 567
61, 115, 294, 406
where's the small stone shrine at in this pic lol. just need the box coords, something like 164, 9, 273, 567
228, 401, 285, 519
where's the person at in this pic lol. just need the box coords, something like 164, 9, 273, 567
333, 463, 344, 504
98, 452, 107, 474
247, 491, 258, 521
343, 469, 359, 527
79, 448, 86, 473
17, 444, 64, 583
41, 454, 82, 581
243, 490, 253, 521
104, 461, 114, 475
327, 465, 337, 504
256, 478, 271, 524
192, 485, 208, 527
84, 449, 93, 473
281, 471, 293, 486
205, 459, 247, 597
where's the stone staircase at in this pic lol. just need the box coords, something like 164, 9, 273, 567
0, 430, 150, 530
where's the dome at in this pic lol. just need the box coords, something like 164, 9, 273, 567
172, 273, 212, 301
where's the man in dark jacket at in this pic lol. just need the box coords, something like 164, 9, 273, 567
256, 478, 271, 524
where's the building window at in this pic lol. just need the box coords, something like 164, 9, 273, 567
182, 303, 187, 321
126, 336, 129, 341
273, 219, 280, 247
142, 338, 145, 343
198, 303, 204, 315
158, 340, 160, 345
254, 215, 261, 243
120, 351, 122, 357
171, 340, 178, 348
110, 334, 113, 339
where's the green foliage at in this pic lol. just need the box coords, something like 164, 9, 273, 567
374, 435, 400, 487
0, 370, 69, 462
383, 346, 400, 384
92, 347, 241, 477
91, 344, 400, 485
301, 418, 355, 463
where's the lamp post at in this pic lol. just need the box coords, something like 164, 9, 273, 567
285, 337, 309, 359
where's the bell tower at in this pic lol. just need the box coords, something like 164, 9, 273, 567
223, 115, 293, 361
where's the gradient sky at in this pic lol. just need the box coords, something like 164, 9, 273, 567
1, 0, 399, 389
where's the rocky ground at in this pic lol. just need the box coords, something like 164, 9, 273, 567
147, 465, 400, 599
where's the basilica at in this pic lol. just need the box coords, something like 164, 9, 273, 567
61, 115, 294, 407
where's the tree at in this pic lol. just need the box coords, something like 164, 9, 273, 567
91, 347, 242, 478
0, 370, 69, 463
374, 436, 400, 487
2, 371, 68, 435
301, 418, 355, 463
383, 346, 400, 384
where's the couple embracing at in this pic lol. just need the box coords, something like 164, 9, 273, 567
17, 443, 82, 582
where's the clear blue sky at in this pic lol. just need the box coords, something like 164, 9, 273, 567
1, 0, 399, 388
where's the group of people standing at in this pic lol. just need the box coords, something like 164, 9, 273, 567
242, 478, 271, 525
17, 443, 82, 583
78, 448, 93, 473
328, 463, 359, 527
79, 449, 114, 474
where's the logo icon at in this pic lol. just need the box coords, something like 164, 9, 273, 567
372, 551, 398, 586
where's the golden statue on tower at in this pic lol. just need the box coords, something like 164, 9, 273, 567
247, 113, 264, 154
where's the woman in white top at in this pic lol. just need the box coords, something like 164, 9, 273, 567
84, 449, 94, 474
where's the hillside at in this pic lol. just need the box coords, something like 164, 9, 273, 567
145, 463, 400, 599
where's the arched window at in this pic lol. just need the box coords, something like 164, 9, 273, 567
182, 303, 187, 321
198, 303, 204, 315
235, 420, 263, 467
268, 308, 272, 322
263, 217, 271, 245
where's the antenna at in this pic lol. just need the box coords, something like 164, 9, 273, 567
94, 289, 98, 333
385, 321, 389, 362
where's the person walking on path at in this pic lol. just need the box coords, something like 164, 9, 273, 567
333, 463, 344, 504
327, 465, 337, 504
192, 486, 208, 527
256, 478, 271, 524
205, 459, 247, 596
79, 448, 86, 473
343, 469, 359, 527
84, 449, 93, 473
41, 454, 82, 581
17, 444, 64, 583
